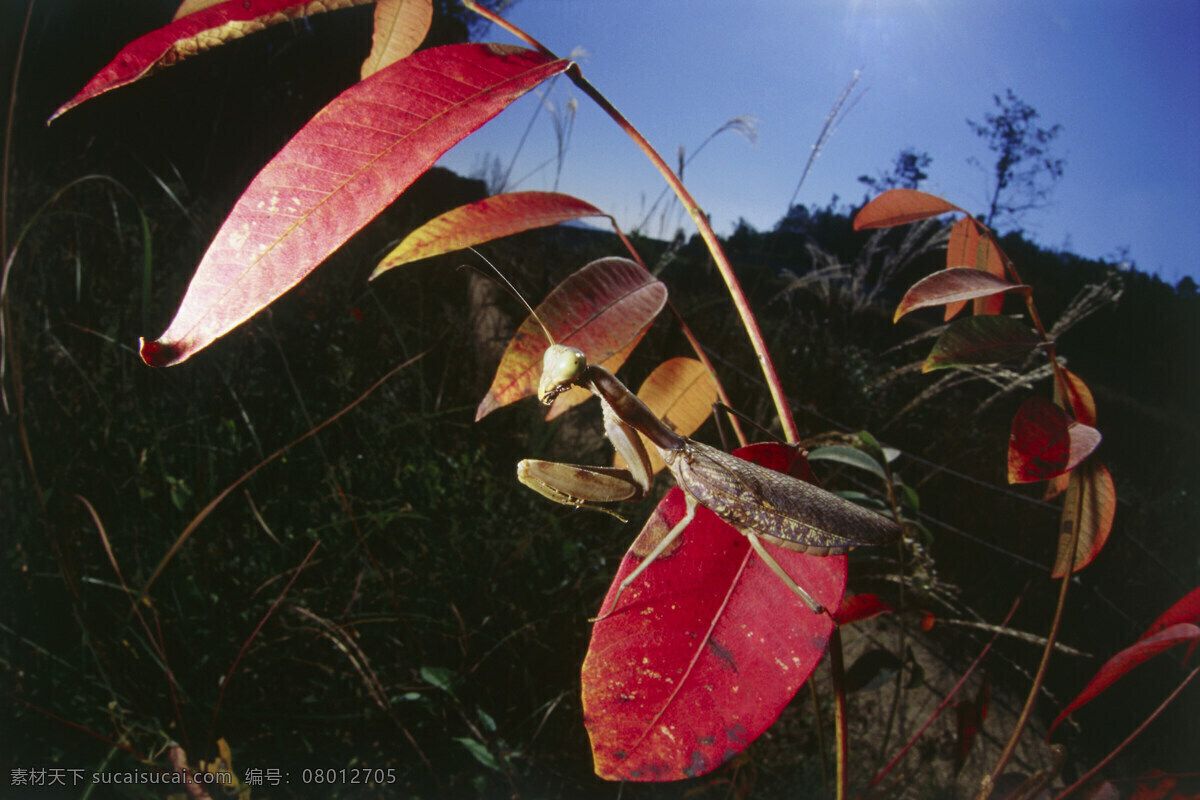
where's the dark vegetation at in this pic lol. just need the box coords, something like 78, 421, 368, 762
2, 2, 1197, 797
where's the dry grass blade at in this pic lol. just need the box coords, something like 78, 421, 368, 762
208, 540, 322, 745
137, 352, 424, 602
291, 606, 390, 710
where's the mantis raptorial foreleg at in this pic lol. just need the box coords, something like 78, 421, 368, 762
519, 343, 902, 619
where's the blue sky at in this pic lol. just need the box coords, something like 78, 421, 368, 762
437, 0, 1200, 283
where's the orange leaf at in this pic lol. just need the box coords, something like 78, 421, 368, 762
475, 258, 667, 420
1055, 368, 1098, 426
920, 611, 937, 631
361, 0, 432, 79
1048, 623, 1200, 736
53, 0, 373, 121
944, 218, 1009, 320
895, 268, 1031, 322
1008, 398, 1102, 484
139, 44, 569, 367
854, 189, 963, 230
1051, 460, 1116, 576
371, 192, 609, 277
1043, 471, 1071, 501
613, 358, 718, 476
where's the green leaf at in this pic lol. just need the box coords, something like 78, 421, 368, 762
855, 430, 884, 461
809, 445, 888, 481
419, 666, 459, 697
454, 737, 501, 771
923, 315, 1040, 372
476, 706, 497, 733
895, 483, 920, 514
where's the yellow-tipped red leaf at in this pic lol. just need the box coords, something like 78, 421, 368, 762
475, 258, 667, 421
922, 315, 1040, 373
613, 358, 718, 476
1052, 460, 1116, 577
1008, 398, 1102, 484
1048, 623, 1200, 737
138, 44, 569, 367
52, 0, 373, 121
896, 268, 1030, 322
372, 192, 609, 277
361, 0, 432, 79
944, 218, 1009, 319
854, 189, 963, 230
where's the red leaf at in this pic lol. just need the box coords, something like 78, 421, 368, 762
835, 593, 894, 625
854, 189, 963, 230
1141, 587, 1200, 665
944, 218, 1009, 319
895, 268, 1031, 322
51, 0, 372, 121
371, 192, 609, 276
1048, 623, 1200, 736
1131, 771, 1188, 800
1051, 460, 1116, 577
475, 257, 667, 420
954, 699, 981, 773
581, 443, 846, 781
1142, 588, 1200, 641
920, 611, 936, 631
139, 44, 569, 366
1008, 398, 1102, 484
977, 672, 991, 723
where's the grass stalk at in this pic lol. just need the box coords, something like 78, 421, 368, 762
463, 0, 800, 444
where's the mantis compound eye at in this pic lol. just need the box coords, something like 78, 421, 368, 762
538, 345, 588, 404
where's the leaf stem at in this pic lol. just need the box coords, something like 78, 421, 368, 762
464, 1, 800, 442
974, 486, 1084, 799
866, 585, 1026, 795
830, 625, 849, 800
1050, 667, 1199, 800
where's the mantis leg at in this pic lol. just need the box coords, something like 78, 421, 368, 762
744, 532, 825, 614
593, 493, 699, 621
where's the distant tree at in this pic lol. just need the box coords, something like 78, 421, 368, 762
967, 89, 1065, 230
728, 217, 759, 252
858, 148, 932, 193
775, 203, 812, 235
1177, 275, 1198, 297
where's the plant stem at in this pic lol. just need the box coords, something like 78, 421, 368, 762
830, 625, 849, 800
464, 1, 800, 443
1050, 667, 1199, 800
974, 488, 1084, 800
867, 585, 1026, 794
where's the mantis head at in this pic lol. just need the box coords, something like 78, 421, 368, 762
538, 344, 588, 405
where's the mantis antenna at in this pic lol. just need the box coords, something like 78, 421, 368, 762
466, 247, 556, 346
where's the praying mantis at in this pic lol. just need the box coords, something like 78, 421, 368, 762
513, 298, 902, 617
